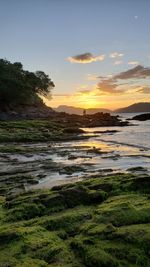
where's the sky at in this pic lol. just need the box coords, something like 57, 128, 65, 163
0, 0, 150, 110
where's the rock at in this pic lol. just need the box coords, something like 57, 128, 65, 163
63, 127, 85, 134
68, 155, 78, 160
93, 130, 119, 134
127, 166, 147, 172
59, 165, 85, 175
87, 147, 108, 155
132, 113, 150, 121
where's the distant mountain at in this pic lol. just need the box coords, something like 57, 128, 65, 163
54, 105, 111, 115
114, 102, 150, 113
54, 102, 150, 115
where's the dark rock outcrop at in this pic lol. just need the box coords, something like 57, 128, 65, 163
0, 102, 55, 120
53, 112, 129, 127
0, 104, 129, 127
132, 113, 150, 121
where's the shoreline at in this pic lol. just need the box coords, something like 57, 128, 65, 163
0, 118, 150, 267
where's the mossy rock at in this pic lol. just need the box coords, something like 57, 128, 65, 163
129, 176, 150, 193
6, 202, 45, 221
0, 173, 150, 267
0, 229, 20, 245
60, 185, 107, 208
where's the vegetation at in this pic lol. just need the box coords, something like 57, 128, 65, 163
0, 59, 55, 109
0, 120, 88, 143
0, 173, 150, 266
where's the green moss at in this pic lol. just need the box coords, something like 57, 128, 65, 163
70, 237, 119, 267
6, 203, 45, 221
95, 194, 150, 226
113, 223, 150, 254
0, 120, 86, 142
16, 258, 48, 267
39, 207, 92, 234
0, 173, 150, 266
0, 228, 20, 245
81, 247, 119, 267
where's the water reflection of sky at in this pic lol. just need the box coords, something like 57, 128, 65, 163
82, 119, 150, 150
1, 118, 150, 190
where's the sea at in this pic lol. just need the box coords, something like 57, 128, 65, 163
29, 112, 150, 189
3, 112, 149, 190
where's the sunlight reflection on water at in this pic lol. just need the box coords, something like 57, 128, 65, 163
2, 113, 150, 190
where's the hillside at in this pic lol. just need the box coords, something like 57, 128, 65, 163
54, 105, 111, 115
0, 98, 55, 120
0, 59, 55, 119
114, 102, 150, 113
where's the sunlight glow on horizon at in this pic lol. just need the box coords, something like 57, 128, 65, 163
41, 93, 150, 110
2, 1, 149, 110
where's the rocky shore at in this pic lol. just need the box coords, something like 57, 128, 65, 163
0, 103, 56, 121
52, 112, 129, 127
132, 113, 150, 121
0, 103, 128, 128
0, 118, 149, 267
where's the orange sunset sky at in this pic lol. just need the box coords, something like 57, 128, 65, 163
1, 1, 150, 110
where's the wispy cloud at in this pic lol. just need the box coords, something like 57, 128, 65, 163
110, 52, 124, 58
53, 94, 72, 97
114, 60, 123, 65
114, 65, 150, 80
87, 74, 98, 80
96, 65, 150, 95
137, 86, 150, 94
128, 61, 139, 65
77, 89, 92, 95
96, 79, 123, 94
67, 53, 105, 64
75, 64, 150, 98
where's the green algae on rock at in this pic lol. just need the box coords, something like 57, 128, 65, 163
0, 173, 150, 266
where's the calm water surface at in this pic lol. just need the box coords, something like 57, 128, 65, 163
30, 113, 150, 189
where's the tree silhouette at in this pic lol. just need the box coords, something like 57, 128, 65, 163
0, 59, 55, 108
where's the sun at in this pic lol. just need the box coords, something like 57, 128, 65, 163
77, 95, 101, 109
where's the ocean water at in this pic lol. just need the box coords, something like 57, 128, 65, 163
2, 113, 149, 190
28, 112, 150, 189
84, 113, 150, 150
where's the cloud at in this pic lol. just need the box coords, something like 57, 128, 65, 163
96, 79, 123, 94
114, 60, 123, 65
114, 65, 150, 80
67, 53, 105, 64
87, 74, 99, 80
78, 85, 88, 89
137, 87, 150, 94
96, 65, 150, 95
128, 61, 139, 65
75, 65, 150, 97
110, 52, 124, 58
74, 65, 150, 98
53, 94, 71, 97
77, 89, 92, 95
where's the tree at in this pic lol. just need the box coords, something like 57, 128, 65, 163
0, 59, 55, 108
35, 71, 54, 96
